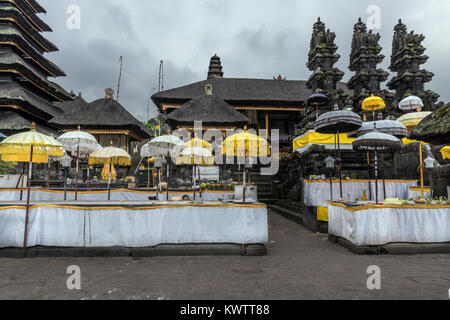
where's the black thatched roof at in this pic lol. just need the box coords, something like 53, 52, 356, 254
409, 103, 450, 145
13, 0, 52, 32
53, 94, 87, 113
0, 49, 68, 101
0, 81, 63, 119
49, 94, 152, 140
0, 6, 57, 52
0, 111, 59, 136
152, 77, 351, 108
0, 25, 65, 76
166, 90, 249, 127
26, 0, 46, 14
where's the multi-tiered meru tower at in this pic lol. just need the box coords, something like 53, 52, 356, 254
347, 18, 391, 115
387, 19, 439, 111
0, 0, 71, 134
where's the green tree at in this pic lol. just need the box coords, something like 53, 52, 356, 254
0, 160, 17, 174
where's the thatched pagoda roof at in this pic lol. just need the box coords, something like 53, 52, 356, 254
409, 103, 450, 145
13, 0, 52, 32
49, 89, 152, 140
166, 86, 249, 127
0, 111, 59, 136
0, 25, 65, 76
0, 6, 58, 52
0, 81, 63, 119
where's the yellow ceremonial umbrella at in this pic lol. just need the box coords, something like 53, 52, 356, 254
222, 126, 270, 158
222, 127, 271, 203
398, 110, 432, 198
186, 138, 213, 152
397, 112, 432, 131
0, 122, 64, 252
441, 146, 450, 160
362, 94, 386, 111
89, 145, 131, 200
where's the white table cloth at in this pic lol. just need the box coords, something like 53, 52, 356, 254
0, 189, 234, 202
0, 203, 268, 248
303, 180, 418, 207
328, 202, 450, 246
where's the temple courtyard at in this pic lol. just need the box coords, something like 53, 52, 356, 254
0, 210, 448, 300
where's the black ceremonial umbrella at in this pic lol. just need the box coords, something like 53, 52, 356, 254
307, 92, 330, 118
353, 130, 402, 204
315, 109, 362, 198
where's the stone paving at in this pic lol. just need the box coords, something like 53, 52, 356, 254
0, 211, 449, 300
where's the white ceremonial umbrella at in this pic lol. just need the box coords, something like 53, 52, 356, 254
398, 95, 424, 112
142, 135, 186, 200
57, 128, 101, 199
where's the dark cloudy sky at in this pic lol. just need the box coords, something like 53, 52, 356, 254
41, 0, 449, 120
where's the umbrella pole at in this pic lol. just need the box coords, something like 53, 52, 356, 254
193, 166, 196, 200
23, 145, 34, 256
86, 166, 90, 191
19, 163, 25, 201
375, 146, 379, 204
367, 152, 372, 201
337, 132, 343, 198
108, 159, 112, 201
156, 168, 159, 200
47, 161, 50, 189
382, 156, 386, 200
243, 161, 246, 204
64, 168, 68, 201
147, 162, 150, 188
198, 165, 202, 198
419, 143, 424, 198
166, 152, 169, 201
75, 144, 80, 201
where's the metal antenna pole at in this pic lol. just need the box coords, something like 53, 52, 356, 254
117, 56, 123, 101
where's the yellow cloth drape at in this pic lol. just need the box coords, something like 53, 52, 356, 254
293, 131, 355, 151
441, 146, 450, 160
101, 163, 116, 180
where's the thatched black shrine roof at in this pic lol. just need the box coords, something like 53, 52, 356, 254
409, 103, 450, 145
166, 88, 249, 127
49, 93, 152, 140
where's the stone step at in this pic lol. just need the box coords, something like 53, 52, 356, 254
276, 200, 302, 213
269, 205, 303, 225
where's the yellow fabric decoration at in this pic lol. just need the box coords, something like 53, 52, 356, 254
293, 131, 355, 151
317, 206, 329, 222
101, 163, 116, 180
440, 146, 450, 160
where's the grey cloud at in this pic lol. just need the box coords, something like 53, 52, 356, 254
40, 0, 449, 121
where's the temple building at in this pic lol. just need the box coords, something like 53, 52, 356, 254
0, 0, 72, 134
49, 88, 152, 154
152, 54, 350, 152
